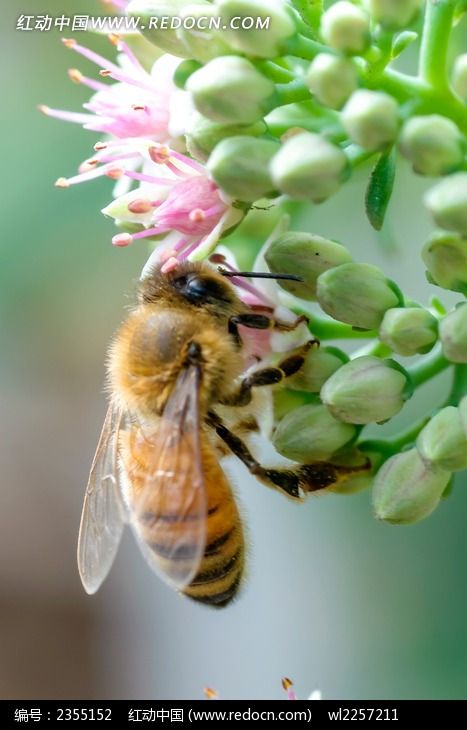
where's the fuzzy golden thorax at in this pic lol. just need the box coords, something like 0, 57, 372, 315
108, 262, 246, 418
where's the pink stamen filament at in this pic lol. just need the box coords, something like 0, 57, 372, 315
94, 151, 140, 165
64, 161, 127, 186
165, 160, 192, 178
202, 203, 227, 218
124, 170, 178, 186
100, 68, 156, 94
39, 106, 96, 125
63, 39, 121, 74
131, 226, 171, 240
68, 69, 107, 92
179, 237, 204, 260
109, 34, 145, 72
169, 149, 206, 174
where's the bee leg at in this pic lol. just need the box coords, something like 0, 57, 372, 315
220, 341, 317, 407
229, 312, 310, 337
207, 411, 371, 499
207, 410, 302, 500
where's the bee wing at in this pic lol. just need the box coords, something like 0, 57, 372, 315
77, 403, 127, 595
127, 366, 206, 591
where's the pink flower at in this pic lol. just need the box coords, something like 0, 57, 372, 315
39, 37, 184, 143
56, 141, 243, 264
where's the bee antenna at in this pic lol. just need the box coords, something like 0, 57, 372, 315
218, 268, 303, 283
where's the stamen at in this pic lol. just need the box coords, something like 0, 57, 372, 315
165, 160, 191, 178
124, 170, 177, 186
94, 141, 108, 151
161, 256, 180, 274
108, 33, 145, 72
55, 177, 70, 188
132, 226, 169, 240
169, 149, 206, 174
99, 68, 156, 94
61, 162, 125, 186
105, 168, 124, 180
68, 68, 107, 92
148, 145, 170, 165
62, 38, 121, 74
38, 105, 95, 125
132, 104, 148, 112
128, 199, 153, 214
112, 233, 133, 247
79, 159, 98, 173
189, 209, 206, 223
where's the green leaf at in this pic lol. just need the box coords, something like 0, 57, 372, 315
391, 31, 418, 59
365, 149, 396, 232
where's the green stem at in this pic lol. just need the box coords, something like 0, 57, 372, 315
359, 417, 429, 460
275, 81, 312, 106
446, 364, 467, 405
291, 304, 377, 339
406, 344, 451, 387
286, 33, 330, 59
255, 60, 294, 83
419, 0, 455, 91
292, 0, 323, 31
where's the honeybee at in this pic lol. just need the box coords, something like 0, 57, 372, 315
78, 261, 367, 607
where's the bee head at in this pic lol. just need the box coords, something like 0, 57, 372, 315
138, 261, 239, 318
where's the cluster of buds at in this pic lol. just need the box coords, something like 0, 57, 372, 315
41, 0, 467, 528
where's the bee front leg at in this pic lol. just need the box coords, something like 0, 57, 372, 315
220, 341, 317, 407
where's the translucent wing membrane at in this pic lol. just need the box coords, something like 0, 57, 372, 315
125, 366, 207, 590
78, 403, 126, 594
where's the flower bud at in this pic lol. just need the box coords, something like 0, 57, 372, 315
424, 173, 467, 235
372, 448, 451, 524
306, 54, 357, 110
317, 263, 403, 330
439, 303, 467, 363
286, 347, 349, 393
452, 54, 467, 102
127, 0, 191, 56
398, 116, 464, 177
186, 57, 277, 125
186, 112, 267, 162
363, 0, 423, 30
265, 232, 353, 300
273, 403, 357, 462
177, 3, 231, 62
270, 132, 349, 202
328, 449, 376, 495
341, 90, 399, 151
422, 231, 467, 296
207, 136, 279, 202
320, 1, 370, 55
379, 307, 438, 356
216, 0, 296, 59
459, 395, 467, 436
417, 406, 467, 472
321, 356, 411, 424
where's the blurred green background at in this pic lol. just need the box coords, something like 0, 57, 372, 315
1, 0, 467, 700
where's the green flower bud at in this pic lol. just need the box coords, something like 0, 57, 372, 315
306, 54, 357, 110
186, 56, 277, 125
328, 449, 375, 494
341, 90, 399, 151
439, 303, 467, 363
417, 406, 467, 472
216, 0, 296, 59
317, 263, 403, 330
265, 232, 353, 300
207, 136, 279, 202
273, 403, 357, 462
363, 0, 423, 30
177, 4, 231, 62
270, 132, 349, 202
379, 307, 438, 356
372, 448, 451, 524
422, 231, 467, 296
451, 54, 467, 102
425, 173, 467, 235
286, 347, 349, 392
459, 395, 467, 436
186, 112, 267, 162
321, 356, 410, 424
127, 0, 191, 56
398, 116, 464, 177
320, 1, 371, 55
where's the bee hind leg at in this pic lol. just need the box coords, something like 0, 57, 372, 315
220, 341, 317, 407
207, 411, 368, 499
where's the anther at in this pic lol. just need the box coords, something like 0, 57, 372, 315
68, 69, 83, 84
112, 233, 133, 247
55, 177, 70, 188
128, 199, 153, 214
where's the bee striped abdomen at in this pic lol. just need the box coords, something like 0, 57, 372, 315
121, 429, 244, 607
